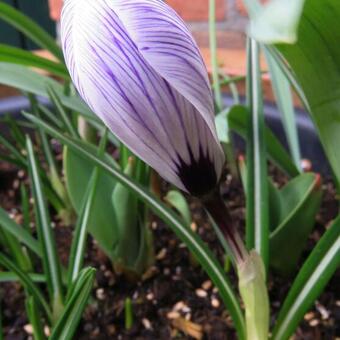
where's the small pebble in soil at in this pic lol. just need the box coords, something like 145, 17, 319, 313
304, 312, 315, 321
96, 288, 106, 300
173, 301, 186, 311
190, 222, 197, 232
23, 324, 33, 335
146, 292, 154, 301
201, 280, 212, 291
142, 318, 152, 330
156, 248, 167, 260
309, 319, 320, 327
44, 326, 51, 337
167, 311, 181, 320
195, 289, 208, 298
211, 297, 220, 308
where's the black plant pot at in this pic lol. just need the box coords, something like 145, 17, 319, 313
0, 95, 330, 175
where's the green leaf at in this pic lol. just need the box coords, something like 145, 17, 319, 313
248, 0, 306, 44
0, 207, 42, 257
111, 157, 151, 275
0, 227, 32, 272
228, 105, 299, 177
64, 145, 118, 257
0, 252, 52, 322
26, 296, 46, 340
269, 173, 322, 276
50, 268, 96, 340
26, 136, 64, 316
272, 215, 340, 340
25, 113, 246, 340
0, 272, 45, 283
48, 86, 78, 138
209, 0, 222, 110
0, 44, 68, 79
274, 0, 340, 188
246, 39, 269, 270
67, 169, 99, 286
264, 49, 301, 169
0, 2, 63, 61
215, 108, 230, 144
164, 190, 192, 226
0, 62, 96, 122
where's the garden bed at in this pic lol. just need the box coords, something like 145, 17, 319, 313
1, 159, 338, 339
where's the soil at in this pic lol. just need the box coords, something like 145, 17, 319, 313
0, 159, 339, 340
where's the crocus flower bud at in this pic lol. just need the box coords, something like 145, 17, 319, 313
61, 0, 225, 196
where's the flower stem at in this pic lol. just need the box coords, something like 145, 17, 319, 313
203, 190, 247, 265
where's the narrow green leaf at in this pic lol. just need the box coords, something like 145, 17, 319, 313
0, 207, 41, 257
0, 228, 32, 272
20, 184, 30, 231
64, 144, 118, 257
0, 272, 45, 283
272, 216, 340, 340
124, 298, 134, 330
0, 63, 96, 123
209, 0, 222, 110
25, 113, 246, 340
0, 44, 68, 79
264, 49, 301, 170
270, 173, 322, 276
228, 105, 299, 177
26, 136, 64, 315
48, 86, 78, 138
50, 268, 96, 340
246, 39, 269, 270
0, 252, 52, 321
0, 2, 63, 61
26, 296, 46, 340
164, 190, 192, 226
67, 170, 99, 286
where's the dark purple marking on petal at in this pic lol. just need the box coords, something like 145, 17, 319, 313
176, 147, 219, 197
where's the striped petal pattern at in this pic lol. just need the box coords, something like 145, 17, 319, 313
61, 0, 225, 196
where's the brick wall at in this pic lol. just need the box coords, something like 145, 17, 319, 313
49, 0, 253, 48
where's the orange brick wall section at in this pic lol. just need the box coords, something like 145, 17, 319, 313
166, 0, 226, 21
49, 0, 228, 21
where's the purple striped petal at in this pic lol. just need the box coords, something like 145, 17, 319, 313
61, 0, 225, 196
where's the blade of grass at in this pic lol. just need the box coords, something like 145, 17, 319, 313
246, 39, 269, 271
228, 104, 300, 177
26, 136, 64, 318
20, 184, 31, 231
0, 228, 32, 271
0, 207, 41, 256
67, 129, 108, 287
47, 87, 78, 138
0, 2, 63, 61
38, 104, 64, 129
0, 252, 52, 321
50, 268, 96, 340
26, 296, 47, 340
272, 216, 340, 340
67, 170, 99, 287
0, 133, 26, 165
24, 113, 246, 340
0, 272, 45, 283
0, 44, 68, 79
209, 0, 222, 110
264, 49, 301, 169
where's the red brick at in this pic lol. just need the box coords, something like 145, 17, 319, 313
236, 0, 268, 16
48, 0, 62, 21
49, 0, 227, 22
167, 0, 226, 21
